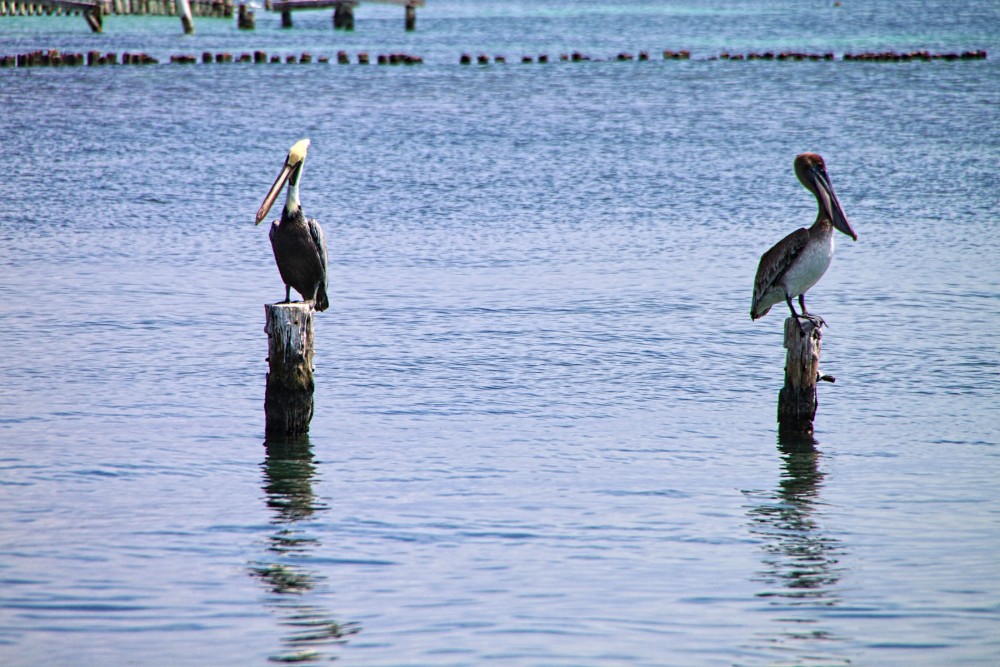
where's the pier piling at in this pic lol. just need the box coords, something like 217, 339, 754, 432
177, 0, 193, 33
264, 302, 315, 437
332, 1, 351, 29
237, 2, 254, 28
83, 3, 101, 31
777, 318, 831, 436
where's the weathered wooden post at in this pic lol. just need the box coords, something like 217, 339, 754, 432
237, 3, 254, 28
404, 2, 414, 31
777, 318, 832, 436
343, 1, 353, 29
332, 1, 352, 29
177, 0, 194, 33
84, 3, 103, 32
280, 7, 291, 27
264, 302, 315, 436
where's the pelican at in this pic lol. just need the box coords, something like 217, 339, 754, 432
751, 153, 856, 329
255, 138, 329, 312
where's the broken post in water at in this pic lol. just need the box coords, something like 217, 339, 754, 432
264, 302, 315, 436
778, 317, 834, 436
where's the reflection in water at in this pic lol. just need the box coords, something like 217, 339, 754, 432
251, 436, 360, 663
742, 435, 850, 665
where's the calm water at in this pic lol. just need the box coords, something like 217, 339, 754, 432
2, 1, 999, 665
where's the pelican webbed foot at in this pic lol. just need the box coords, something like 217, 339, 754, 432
802, 313, 827, 328
796, 295, 827, 328
785, 296, 825, 334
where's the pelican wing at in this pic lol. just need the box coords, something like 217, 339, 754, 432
752, 227, 810, 317
307, 217, 329, 311
307, 218, 328, 282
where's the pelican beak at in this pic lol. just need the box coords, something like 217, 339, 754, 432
255, 159, 293, 226
811, 164, 857, 241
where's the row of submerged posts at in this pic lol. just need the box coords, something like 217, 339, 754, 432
1, 47, 988, 69
461, 48, 987, 64
716, 49, 988, 61
461, 50, 691, 65
170, 50, 421, 64
0, 47, 421, 66
458, 50, 691, 65
0, 48, 157, 66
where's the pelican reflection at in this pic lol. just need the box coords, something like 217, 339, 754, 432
742, 437, 850, 663
250, 436, 359, 662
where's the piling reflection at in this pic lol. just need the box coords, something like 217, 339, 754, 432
743, 435, 849, 663
250, 436, 359, 663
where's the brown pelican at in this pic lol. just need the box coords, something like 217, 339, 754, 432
751, 153, 857, 328
255, 138, 329, 312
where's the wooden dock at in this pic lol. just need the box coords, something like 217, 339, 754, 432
0, 0, 233, 32
269, 0, 424, 30
0, 0, 424, 32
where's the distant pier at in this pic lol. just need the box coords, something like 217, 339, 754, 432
0, 0, 426, 32
267, 0, 423, 31
0, 0, 231, 32
0, 0, 233, 18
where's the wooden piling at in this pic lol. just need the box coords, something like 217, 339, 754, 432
404, 1, 413, 30
177, 0, 194, 33
264, 302, 315, 437
280, 7, 291, 26
778, 318, 826, 436
332, 1, 351, 29
84, 3, 102, 32
237, 2, 254, 28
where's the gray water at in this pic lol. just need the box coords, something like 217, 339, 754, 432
1, 1, 999, 665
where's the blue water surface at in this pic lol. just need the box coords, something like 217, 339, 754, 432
1, 1, 999, 665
